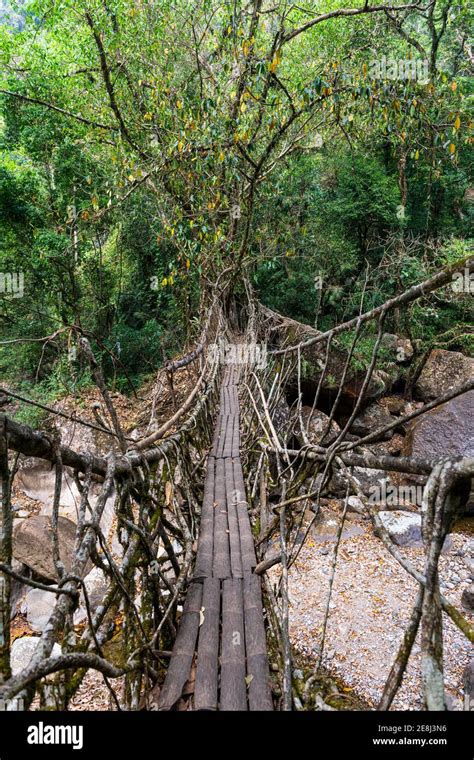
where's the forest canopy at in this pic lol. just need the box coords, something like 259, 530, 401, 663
0, 0, 472, 407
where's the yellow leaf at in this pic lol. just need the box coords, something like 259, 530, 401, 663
161, 277, 168, 287
144, 112, 152, 121
186, 259, 190, 269
269, 51, 281, 73
449, 142, 456, 154
240, 101, 247, 113
219, 151, 225, 162
178, 140, 184, 152
165, 481, 173, 506
454, 115, 461, 130
414, 150, 419, 160
451, 81, 457, 91
176, 100, 183, 109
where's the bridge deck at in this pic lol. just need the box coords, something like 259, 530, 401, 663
158, 364, 273, 711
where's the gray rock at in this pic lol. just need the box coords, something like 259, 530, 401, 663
271, 396, 291, 438
347, 496, 365, 513
377, 511, 423, 547
73, 567, 108, 624
329, 465, 387, 498
17, 460, 116, 536
381, 333, 414, 364
414, 349, 474, 401
352, 467, 388, 497
350, 402, 395, 439
380, 396, 406, 415
402, 391, 474, 462
10, 560, 30, 619
23, 588, 56, 632
461, 583, 474, 612
292, 406, 340, 446
13, 514, 86, 582
10, 636, 61, 676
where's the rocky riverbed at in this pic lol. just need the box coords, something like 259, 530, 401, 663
270, 505, 473, 710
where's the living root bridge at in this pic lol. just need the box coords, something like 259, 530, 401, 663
158, 364, 273, 711
0, 313, 224, 711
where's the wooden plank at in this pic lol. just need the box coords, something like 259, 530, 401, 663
210, 413, 222, 457
212, 458, 231, 578
220, 579, 247, 710
232, 459, 257, 571
194, 578, 221, 710
158, 583, 203, 710
225, 458, 243, 578
217, 414, 228, 458
222, 414, 232, 458
194, 458, 215, 580
243, 575, 273, 710
231, 412, 240, 457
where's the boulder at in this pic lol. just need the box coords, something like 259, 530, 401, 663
271, 396, 291, 439
10, 560, 30, 619
16, 461, 116, 536
16, 463, 79, 512
381, 333, 414, 364
286, 342, 395, 416
349, 401, 395, 438
401, 391, 474, 462
366, 434, 405, 457
377, 510, 454, 550
379, 395, 406, 415
12, 514, 80, 582
377, 511, 422, 547
296, 406, 340, 446
329, 463, 388, 498
73, 567, 108, 624
414, 349, 474, 401
23, 588, 56, 633
11, 636, 61, 676
461, 583, 474, 612
398, 394, 474, 517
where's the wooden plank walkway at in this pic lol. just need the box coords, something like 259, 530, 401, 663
158, 364, 273, 711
